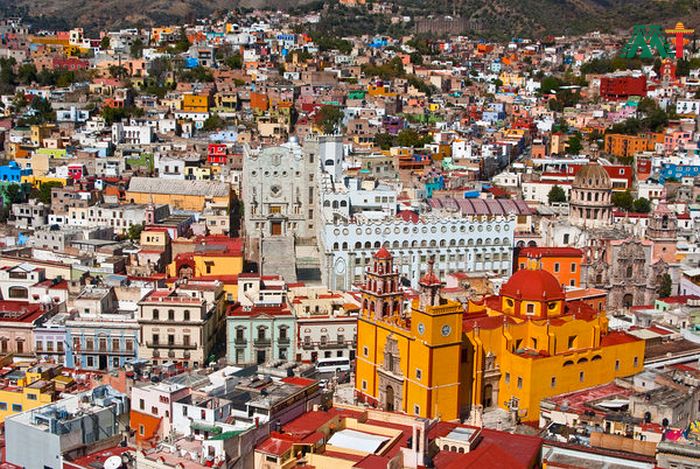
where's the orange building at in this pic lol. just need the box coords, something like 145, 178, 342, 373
604, 133, 663, 158
250, 92, 270, 112
182, 94, 210, 113
516, 247, 584, 288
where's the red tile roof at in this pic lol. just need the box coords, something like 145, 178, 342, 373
600, 331, 641, 346
257, 433, 294, 456
430, 423, 542, 469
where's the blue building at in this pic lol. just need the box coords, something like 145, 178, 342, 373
658, 162, 700, 183
0, 161, 31, 183
65, 286, 139, 371
424, 175, 445, 198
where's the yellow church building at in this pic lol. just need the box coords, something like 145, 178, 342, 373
355, 249, 645, 422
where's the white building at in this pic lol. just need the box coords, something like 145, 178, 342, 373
676, 99, 700, 115
521, 181, 572, 204
111, 121, 154, 145
288, 284, 359, 362
321, 213, 516, 290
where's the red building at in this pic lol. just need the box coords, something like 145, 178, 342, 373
599, 75, 646, 100
52, 57, 90, 71
207, 143, 228, 164
566, 164, 633, 190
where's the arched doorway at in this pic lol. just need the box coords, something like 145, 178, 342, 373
623, 294, 634, 308
385, 385, 395, 412
483, 384, 493, 408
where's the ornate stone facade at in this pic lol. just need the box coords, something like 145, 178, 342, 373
581, 237, 671, 310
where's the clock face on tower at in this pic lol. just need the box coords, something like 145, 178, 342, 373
441, 324, 452, 337
417, 323, 425, 335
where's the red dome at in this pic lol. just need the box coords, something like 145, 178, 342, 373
500, 269, 564, 302
373, 247, 392, 259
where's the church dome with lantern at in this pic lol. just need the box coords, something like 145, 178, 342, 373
499, 267, 565, 318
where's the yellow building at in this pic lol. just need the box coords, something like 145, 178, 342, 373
355, 249, 645, 422
166, 235, 244, 301
355, 248, 465, 421
126, 177, 232, 212
0, 360, 65, 423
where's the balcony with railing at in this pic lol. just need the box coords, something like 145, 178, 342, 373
146, 341, 198, 350
303, 339, 356, 349
253, 337, 271, 347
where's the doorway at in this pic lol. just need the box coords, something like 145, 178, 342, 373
271, 221, 282, 236
623, 293, 634, 308
484, 384, 493, 408
386, 385, 395, 412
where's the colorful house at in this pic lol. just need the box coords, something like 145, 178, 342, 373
355, 249, 645, 422
516, 247, 584, 288
167, 235, 244, 301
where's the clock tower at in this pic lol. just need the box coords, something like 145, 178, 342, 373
355, 250, 467, 420
407, 257, 465, 420
411, 257, 463, 348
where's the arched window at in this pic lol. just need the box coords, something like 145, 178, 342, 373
563, 360, 574, 367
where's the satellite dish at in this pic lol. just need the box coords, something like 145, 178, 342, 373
104, 455, 122, 469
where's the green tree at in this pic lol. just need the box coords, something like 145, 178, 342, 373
612, 190, 634, 211
17, 64, 37, 85
410, 52, 423, 66
4, 183, 25, 204
30, 181, 63, 204
108, 65, 128, 79
676, 58, 691, 77
374, 132, 395, 150
128, 223, 144, 241
0, 57, 17, 94
566, 134, 583, 155
316, 105, 344, 134
540, 75, 561, 94
633, 197, 652, 213
224, 52, 243, 69
130, 38, 144, 59
548, 185, 567, 204
657, 273, 672, 298
202, 113, 225, 131
172, 28, 191, 53
396, 129, 431, 148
